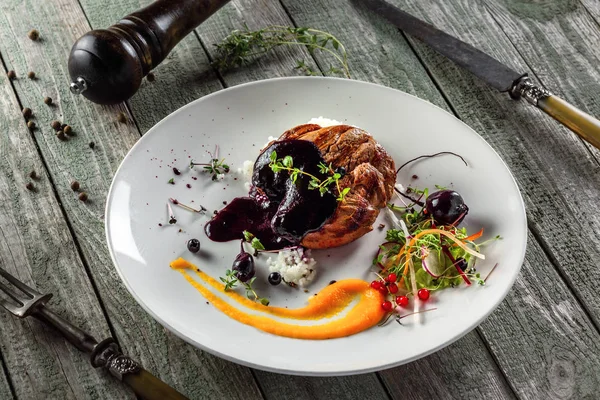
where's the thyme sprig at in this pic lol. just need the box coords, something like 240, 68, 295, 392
220, 270, 269, 305
268, 151, 350, 201
190, 145, 230, 181
214, 25, 350, 78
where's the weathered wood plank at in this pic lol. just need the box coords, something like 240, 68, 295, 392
580, 0, 600, 25
0, 55, 132, 398
0, 354, 15, 399
479, 233, 600, 399
282, 0, 600, 396
482, 0, 600, 321
256, 373, 389, 400
0, 0, 262, 398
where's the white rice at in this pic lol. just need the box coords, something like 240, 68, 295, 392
307, 116, 342, 127
267, 248, 317, 287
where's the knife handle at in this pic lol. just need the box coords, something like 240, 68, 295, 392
122, 368, 189, 400
537, 96, 600, 149
512, 77, 600, 149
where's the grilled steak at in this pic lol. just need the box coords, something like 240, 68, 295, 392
277, 124, 396, 249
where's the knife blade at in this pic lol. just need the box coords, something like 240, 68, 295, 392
359, 0, 600, 149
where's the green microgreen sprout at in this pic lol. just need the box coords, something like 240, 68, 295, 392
190, 145, 230, 181
268, 151, 350, 201
242, 230, 266, 255
213, 25, 350, 78
220, 270, 269, 306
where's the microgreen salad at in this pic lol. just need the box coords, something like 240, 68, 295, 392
372, 182, 500, 324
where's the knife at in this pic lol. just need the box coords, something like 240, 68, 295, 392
359, 0, 600, 149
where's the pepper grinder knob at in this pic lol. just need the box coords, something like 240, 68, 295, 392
68, 0, 231, 105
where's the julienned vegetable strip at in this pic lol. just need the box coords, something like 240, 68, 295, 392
385, 228, 485, 276
454, 227, 484, 245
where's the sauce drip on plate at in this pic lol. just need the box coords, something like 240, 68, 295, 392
205, 140, 338, 250
170, 258, 385, 340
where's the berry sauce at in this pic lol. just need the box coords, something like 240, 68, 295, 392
205, 140, 337, 250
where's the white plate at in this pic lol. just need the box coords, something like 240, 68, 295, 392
106, 77, 526, 376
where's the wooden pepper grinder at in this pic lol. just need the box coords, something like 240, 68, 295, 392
68, 0, 231, 105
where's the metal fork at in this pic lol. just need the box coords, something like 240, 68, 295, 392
0, 266, 188, 400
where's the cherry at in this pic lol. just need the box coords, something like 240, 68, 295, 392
417, 288, 430, 301
396, 296, 409, 307
381, 301, 393, 312
232, 252, 255, 283
388, 283, 398, 294
387, 273, 397, 282
426, 190, 469, 226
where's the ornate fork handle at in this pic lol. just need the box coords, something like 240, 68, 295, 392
33, 307, 188, 399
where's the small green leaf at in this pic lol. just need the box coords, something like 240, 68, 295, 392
168, 178, 174, 184
332, 39, 339, 50
270, 151, 277, 161
243, 230, 254, 242
283, 155, 293, 168
251, 237, 265, 251
333, 173, 341, 180
342, 187, 351, 195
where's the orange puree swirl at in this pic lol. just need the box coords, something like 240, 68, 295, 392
170, 258, 385, 340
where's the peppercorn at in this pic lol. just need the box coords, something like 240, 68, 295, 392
26, 182, 34, 191
29, 170, 37, 179
56, 130, 66, 140
22, 108, 32, 119
88, 141, 95, 149
146, 72, 155, 82
50, 120, 61, 130
7, 70, 16, 80
63, 125, 73, 135
44, 96, 52, 105
70, 181, 80, 191
27, 29, 39, 41
27, 71, 35, 79
116, 112, 127, 123
27, 121, 36, 130
78, 192, 88, 202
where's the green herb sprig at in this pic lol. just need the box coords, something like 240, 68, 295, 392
268, 151, 350, 201
214, 25, 350, 78
190, 146, 230, 181
220, 269, 269, 305
190, 158, 230, 181
243, 230, 265, 253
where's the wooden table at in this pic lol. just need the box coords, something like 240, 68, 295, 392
1, 0, 599, 398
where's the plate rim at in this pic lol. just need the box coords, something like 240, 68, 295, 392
105, 76, 527, 376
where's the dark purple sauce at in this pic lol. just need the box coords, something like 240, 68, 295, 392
204, 140, 337, 250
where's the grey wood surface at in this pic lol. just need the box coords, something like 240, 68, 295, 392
0, 42, 132, 399
0, 0, 599, 399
